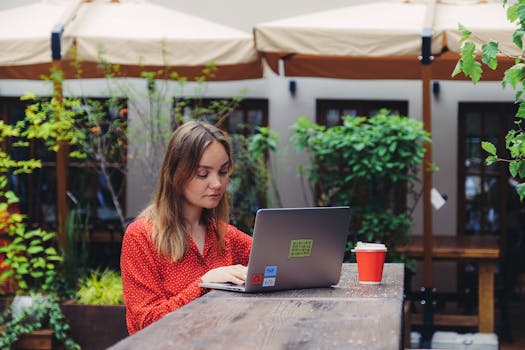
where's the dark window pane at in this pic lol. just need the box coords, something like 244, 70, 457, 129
316, 99, 408, 126
228, 110, 244, 133
177, 98, 269, 136
465, 111, 481, 135
458, 102, 517, 237
247, 109, 263, 131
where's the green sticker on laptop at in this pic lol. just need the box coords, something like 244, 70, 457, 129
289, 239, 313, 258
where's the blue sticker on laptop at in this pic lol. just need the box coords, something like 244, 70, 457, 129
264, 265, 278, 277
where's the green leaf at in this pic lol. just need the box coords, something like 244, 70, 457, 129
458, 23, 472, 44
518, 4, 525, 26
513, 28, 524, 49
451, 60, 463, 78
510, 161, 520, 178
481, 141, 497, 156
507, 3, 519, 22
42, 232, 56, 241
460, 42, 482, 83
27, 246, 44, 254
464, 59, 483, 84
481, 42, 499, 70
486, 155, 498, 165
517, 182, 525, 202
517, 101, 525, 119
30, 271, 44, 278
44, 247, 58, 255
503, 64, 525, 90
4, 190, 20, 204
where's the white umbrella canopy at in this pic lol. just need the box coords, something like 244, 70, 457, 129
253, 1, 438, 78
253, 0, 513, 80
255, 1, 443, 58
0, 0, 262, 81
65, 0, 262, 80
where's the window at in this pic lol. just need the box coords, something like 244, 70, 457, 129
0, 97, 127, 233
316, 99, 408, 126
178, 98, 268, 134
458, 102, 517, 237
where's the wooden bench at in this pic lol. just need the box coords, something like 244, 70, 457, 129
397, 235, 500, 333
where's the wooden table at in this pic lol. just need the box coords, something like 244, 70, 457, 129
396, 235, 500, 333
108, 263, 405, 350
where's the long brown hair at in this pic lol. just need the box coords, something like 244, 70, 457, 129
141, 120, 233, 261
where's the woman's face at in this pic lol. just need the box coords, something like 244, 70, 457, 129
182, 141, 230, 212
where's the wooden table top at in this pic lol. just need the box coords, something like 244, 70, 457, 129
205, 263, 404, 301
396, 235, 500, 260
108, 264, 405, 350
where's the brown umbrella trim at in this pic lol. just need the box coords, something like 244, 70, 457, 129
0, 59, 263, 81
262, 51, 513, 81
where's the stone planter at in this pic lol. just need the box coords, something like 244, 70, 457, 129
61, 301, 127, 350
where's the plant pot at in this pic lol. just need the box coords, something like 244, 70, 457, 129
61, 301, 127, 350
13, 329, 54, 350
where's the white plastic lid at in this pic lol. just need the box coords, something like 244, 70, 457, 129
350, 241, 387, 252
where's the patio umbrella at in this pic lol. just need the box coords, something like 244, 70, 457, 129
0, 0, 263, 249
0, 0, 262, 80
254, 0, 514, 337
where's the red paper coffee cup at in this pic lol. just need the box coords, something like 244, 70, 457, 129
351, 242, 387, 284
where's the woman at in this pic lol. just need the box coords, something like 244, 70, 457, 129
121, 120, 252, 335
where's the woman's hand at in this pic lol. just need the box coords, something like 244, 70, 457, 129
201, 264, 248, 285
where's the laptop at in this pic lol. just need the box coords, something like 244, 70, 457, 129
199, 206, 351, 292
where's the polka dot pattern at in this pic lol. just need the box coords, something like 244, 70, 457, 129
120, 217, 252, 334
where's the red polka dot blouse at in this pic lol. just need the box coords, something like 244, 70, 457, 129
120, 217, 252, 335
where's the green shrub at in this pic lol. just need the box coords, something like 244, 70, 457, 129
292, 109, 430, 264
76, 269, 123, 305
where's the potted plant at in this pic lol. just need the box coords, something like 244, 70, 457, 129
0, 226, 79, 350
61, 268, 127, 350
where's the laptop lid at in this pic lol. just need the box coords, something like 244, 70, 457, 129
242, 206, 351, 292
200, 206, 351, 292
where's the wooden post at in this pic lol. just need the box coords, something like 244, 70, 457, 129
478, 261, 495, 332
52, 60, 69, 256
422, 65, 433, 289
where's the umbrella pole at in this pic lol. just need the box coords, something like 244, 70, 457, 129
419, 2, 436, 346
422, 65, 433, 289
421, 63, 436, 347
52, 59, 69, 257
